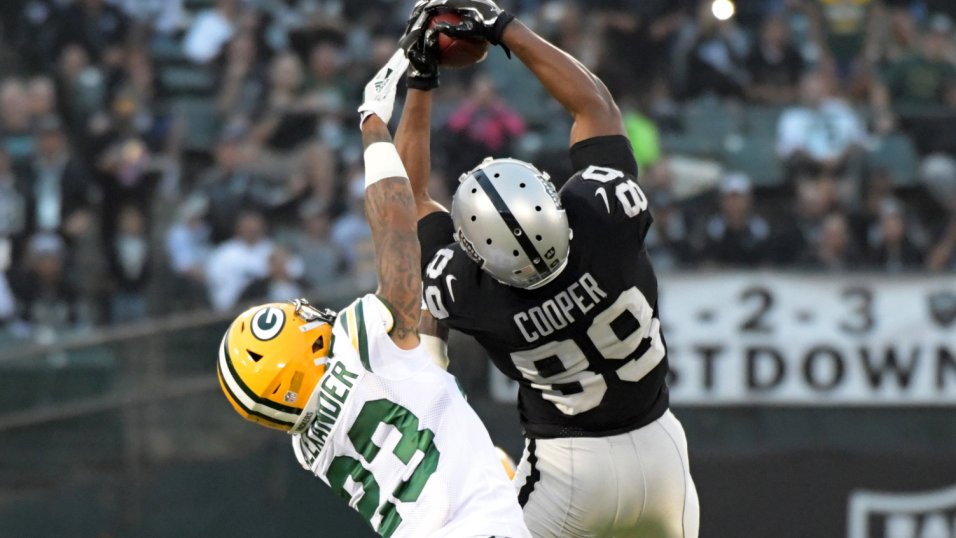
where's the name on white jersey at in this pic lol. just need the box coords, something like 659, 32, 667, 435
302, 361, 359, 458
514, 272, 607, 343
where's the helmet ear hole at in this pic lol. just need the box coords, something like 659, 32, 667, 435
312, 335, 325, 354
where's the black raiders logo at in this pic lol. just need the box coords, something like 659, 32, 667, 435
848, 484, 956, 538
929, 292, 956, 328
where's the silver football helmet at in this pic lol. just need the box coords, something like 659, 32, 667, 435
451, 157, 571, 289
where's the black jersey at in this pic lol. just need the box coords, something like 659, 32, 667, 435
418, 135, 668, 439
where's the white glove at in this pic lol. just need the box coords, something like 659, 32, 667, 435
358, 50, 410, 127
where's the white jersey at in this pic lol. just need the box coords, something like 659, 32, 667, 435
292, 294, 530, 538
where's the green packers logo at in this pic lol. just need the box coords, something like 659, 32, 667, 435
251, 307, 285, 341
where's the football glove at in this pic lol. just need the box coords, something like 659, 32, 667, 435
424, 0, 515, 56
358, 49, 409, 126
406, 28, 441, 91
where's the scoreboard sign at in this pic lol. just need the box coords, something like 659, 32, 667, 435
663, 273, 956, 406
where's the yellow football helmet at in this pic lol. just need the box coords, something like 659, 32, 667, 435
217, 299, 336, 432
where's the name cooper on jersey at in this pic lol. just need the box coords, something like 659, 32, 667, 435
514, 272, 608, 344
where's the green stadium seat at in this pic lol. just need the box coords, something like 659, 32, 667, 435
866, 134, 919, 185
172, 99, 222, 152
723, 135, 784, 186
159, 65, 217, 98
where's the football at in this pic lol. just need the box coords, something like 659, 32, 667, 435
429, 11, 490, 68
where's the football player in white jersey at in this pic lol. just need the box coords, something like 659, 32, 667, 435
216, 50, 530, 538
397, 1, 700, 537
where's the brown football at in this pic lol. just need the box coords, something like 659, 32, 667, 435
428, 11, 490, 68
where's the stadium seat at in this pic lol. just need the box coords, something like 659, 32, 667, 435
723, 134, 785, 186
172, 99, 222, 152
159, 65, 217, 98
867, 134, 919, 186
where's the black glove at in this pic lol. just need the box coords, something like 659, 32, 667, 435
426, 0, 515, 54
399, 0, 433, 56
407, 29, 441, 91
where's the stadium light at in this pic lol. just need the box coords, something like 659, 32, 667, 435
712, 0, 736, 21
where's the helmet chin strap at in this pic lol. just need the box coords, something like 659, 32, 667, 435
288, 382, 324, 435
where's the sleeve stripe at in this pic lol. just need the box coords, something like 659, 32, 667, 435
355, 300, 372, 371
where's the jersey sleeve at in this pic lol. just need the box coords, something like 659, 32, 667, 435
417, 211, 456, 274
569, 135, 639, 177
560, 159, 653, 247
421, 245, 471, 331
335, 294, 400, 373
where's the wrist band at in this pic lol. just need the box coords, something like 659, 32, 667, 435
364, 142, 408, 188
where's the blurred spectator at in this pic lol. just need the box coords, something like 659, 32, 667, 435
675, 2, 750, 99
849, 168, 895, 246
0, 148, 27, 259
642, 160, 690, 268
205, 211, 273, 312
292, 201, 344, 289
241, 246, 306, 304
777, 71, 867, 181
444, 77, 526, 169
867, 200, 924, 271
747, 15, 806, 104
217, 31, 267, 118
13, 0, 62, 73
1, 79, 36, 162
184, 0, 244, 64
165, 196, 212, 307
771, 178, 835, 264
0, 269, 14, 326
21, 115, 94, 240
331, 174, 374, 282
9, 233, 81, 335
880, 14, 956, 110
113, 0, 186, 35
106, 205, 151, 322
194, 121, 297, 242
55, 44, 106, 133
54, 0, 130, 65
26, 76, 57, 122
810, 0, 882, 77
801, 211, 865, 270
927, 217, 956, 271
93, 130, 158, 247
698, 173, 772, 267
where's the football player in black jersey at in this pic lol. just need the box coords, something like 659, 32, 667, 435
397, 1, 699, 536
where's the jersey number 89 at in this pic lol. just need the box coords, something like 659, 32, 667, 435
509, 286, 665, 415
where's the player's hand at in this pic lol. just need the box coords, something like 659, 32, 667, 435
358, 50, 409, 127
424, 0, 515, 50
406, 29, 441, 91
399, 0, 432, 53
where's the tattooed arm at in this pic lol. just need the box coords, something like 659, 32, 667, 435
362, 116, 423, 350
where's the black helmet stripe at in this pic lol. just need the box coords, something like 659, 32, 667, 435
473, 170, 550, 276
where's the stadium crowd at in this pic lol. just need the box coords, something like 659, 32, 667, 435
0, 0, 954, 340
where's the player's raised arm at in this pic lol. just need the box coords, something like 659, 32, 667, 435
429, 0, 624, 146
395, 26, 447, 219
358, 51, 422, 350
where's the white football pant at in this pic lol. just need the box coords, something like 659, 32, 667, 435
513, 410, 699, 538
